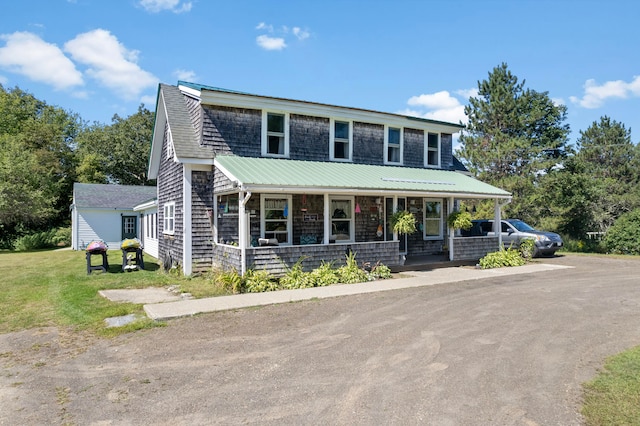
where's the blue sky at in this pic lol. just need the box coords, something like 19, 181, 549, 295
1, 0, 639, 147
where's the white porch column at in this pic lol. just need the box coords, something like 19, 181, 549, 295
212, 194, 218, 245
183, 165, 193, 276
323, 193, 330, 244
238, 192, 246, 276
494, 199, 502, 249
448, 197, 454, 261
392, 196, 398, 240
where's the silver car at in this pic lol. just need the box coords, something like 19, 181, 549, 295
468, 219, 564, 257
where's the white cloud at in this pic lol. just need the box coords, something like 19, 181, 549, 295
402, 90, 468, 125
256, 22, 273, 32
139, 0, 192, 13
456, 88, 478, 99
0, 31, 83, 90
408, 91, 460, 109
0, 75, 7, 85
570, 76, 640, 108
173, 68, 196, 82
255, 22, 310, 51
292, 27, 310, 40
256, 34, 286, 51
64, 29, 158, 101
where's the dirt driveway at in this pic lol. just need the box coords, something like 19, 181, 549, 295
2, 255, 640, 425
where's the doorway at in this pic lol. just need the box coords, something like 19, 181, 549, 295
385, 197, 407, 254
122, 215, 137, 240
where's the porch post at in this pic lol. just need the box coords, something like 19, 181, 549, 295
392, 196, 398, 240
323, 193, 330, 244
239, 191, 247, 276
494, 199, 502, 249
212, 194, 218, 244
448, 197, 454, 261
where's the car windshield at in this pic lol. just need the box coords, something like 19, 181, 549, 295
509, 220, 536, 232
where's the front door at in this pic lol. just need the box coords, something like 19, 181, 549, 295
122, 215, 137, 240
385, 197, 408, 254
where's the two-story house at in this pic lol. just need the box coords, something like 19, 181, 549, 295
148, 82, 511, 276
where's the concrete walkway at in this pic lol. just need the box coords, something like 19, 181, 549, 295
143, 263, 572, 321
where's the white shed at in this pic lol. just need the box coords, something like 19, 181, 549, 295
71, 183, 157, 253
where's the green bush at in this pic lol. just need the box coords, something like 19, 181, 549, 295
13, 229, 57, 251
308, 261, 340, 286
479, 248, 526, 269
604, 209, 640, 255
561, 237, 605, 253
244, 268, 279, 293
519, 238, 535, 259
336, 252, 370, 284
280, 258, 314, 289
369, 261, 392, 279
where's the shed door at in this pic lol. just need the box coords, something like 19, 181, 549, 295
122, 216, 137, 240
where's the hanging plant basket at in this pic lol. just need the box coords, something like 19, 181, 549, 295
447, 210, 473, 231
390, 210, 417, 235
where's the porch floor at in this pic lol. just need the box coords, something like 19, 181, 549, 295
391, 254, 476, 273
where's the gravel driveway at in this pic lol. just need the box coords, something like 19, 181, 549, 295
2, 255, 639, 425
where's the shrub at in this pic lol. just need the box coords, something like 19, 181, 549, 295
604, 209, 640, 255
479, 248, 526, 269
244, 268, 279, 293
519, 238, 535, 259
369, 261, 392, 279
308, 261, 340, 286
216, 268, 244, 294
280, 258, 314, 289
12, 229, 57, 251
336, 252, 370, 284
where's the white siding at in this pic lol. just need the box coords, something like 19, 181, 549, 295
140, 209, 159, 259
75, 209, 129, 250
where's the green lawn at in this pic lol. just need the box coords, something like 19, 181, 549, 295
582, 345, 640, 425
0, 249, 228, 335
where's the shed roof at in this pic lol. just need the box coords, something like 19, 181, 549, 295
214, 156, 510, 198
72, 183, 157, 209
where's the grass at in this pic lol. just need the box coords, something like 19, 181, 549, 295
582, 345, 640, 425
0, 248, 229, 335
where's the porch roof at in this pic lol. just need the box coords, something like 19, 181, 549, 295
214, 156, 511, 199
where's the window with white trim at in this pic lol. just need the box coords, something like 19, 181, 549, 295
163, 202, 175, 234
330, 119, 352, 161
261, 195, 292, 244
262, 112, 289, 157
330, 197, 354, 243
423, 199, 443, 239
385, 126, 402, 164
426, 132, 440, 167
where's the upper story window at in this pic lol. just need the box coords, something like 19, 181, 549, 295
385, 126, 403, 164
163, 202, 175, 235
262, 111, 289, 157
426, 132, 440, 167
330, 119, 352, 161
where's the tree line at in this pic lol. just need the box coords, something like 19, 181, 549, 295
459, 63, 640, 253
1, 64, 639, 252
0, 84, 154, 248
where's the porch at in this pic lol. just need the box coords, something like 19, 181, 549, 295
210, 156, 511, 275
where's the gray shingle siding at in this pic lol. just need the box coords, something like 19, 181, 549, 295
441, 133, 453, 170
201, 105, 261, 156
192, 170, 215, 272
353, 122, 384, 165
158, 122, 184, 268
289, 114, 330, 161
403, 128, 424, 168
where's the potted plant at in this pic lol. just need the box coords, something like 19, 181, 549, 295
390, 210, 417, 236
447, 210, 473, 235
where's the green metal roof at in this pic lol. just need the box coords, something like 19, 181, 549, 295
214, 156, 510, 198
